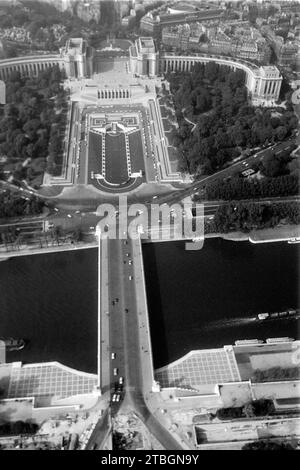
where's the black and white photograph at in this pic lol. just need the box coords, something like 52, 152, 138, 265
0, 0, 299, 454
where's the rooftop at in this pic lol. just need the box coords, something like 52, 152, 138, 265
159, 8, 224, 24
66, 38, 85, 56
155, 347, 241, 390
138, 37, 156, 53
260, 65, 281, 77
2, 362, 98, 400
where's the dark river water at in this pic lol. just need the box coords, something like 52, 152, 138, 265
142, 239, 300, 369
0, 239, 298, 373
0, 249, 98, 373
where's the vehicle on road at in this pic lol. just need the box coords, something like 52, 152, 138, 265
113, 368, 118, 376
112, 394, 117, 402
111, 353, 116, 359
119, 377, 124, 385
129, 276, 133, 280
67, 214, 72, 218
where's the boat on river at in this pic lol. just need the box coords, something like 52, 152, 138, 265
0, 337, 25, 351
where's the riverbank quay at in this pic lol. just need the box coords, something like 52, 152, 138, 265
0, 239, 98, 260
205, 224, 300, 244
0, 222, 298, 260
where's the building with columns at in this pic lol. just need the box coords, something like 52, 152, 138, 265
59, 38, 94, 78
129, 40, 282, 104
0, 55, 64, 81
0, 38, 94, 81
129, 37, 159, 78
0, 36, 282, 105
249, 66, 282, 103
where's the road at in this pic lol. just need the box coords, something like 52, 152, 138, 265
106, 237, 182, 450
0, 191, 298, 254
201, 195, 300, 218
1, 138, 297, 214
147, 139, 297, 206
85, 409, 111, 450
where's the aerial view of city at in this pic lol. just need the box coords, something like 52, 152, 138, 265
0, 0, 299, 454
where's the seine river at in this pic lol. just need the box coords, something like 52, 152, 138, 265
0, 249, 98, 373
0, 240, 299, 372
143, 239, 299, 369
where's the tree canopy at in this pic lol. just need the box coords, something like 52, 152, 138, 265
200, 174, 299, 201
166, 63, 298, 175
205, 201, 300, 234
0, 66, 68, 185
0, 190, 45, 218
242, 440, 295, 450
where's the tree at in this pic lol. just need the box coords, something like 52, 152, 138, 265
276, 125, 287, 141
167, 61, 297, 176
252, 399, 275, 416
216, 407, 243, 420
242, 440, 295, 450
243, 403, 255, 418
260, 152, 290, 177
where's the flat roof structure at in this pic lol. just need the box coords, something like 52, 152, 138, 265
155, 347, 241, 390
6, 362, 98, 400
259, 65, 281, 78
65, 38, 86, 56
234, 341, 300, 381
138, 37, 156, 54
141, 8, 224, 31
